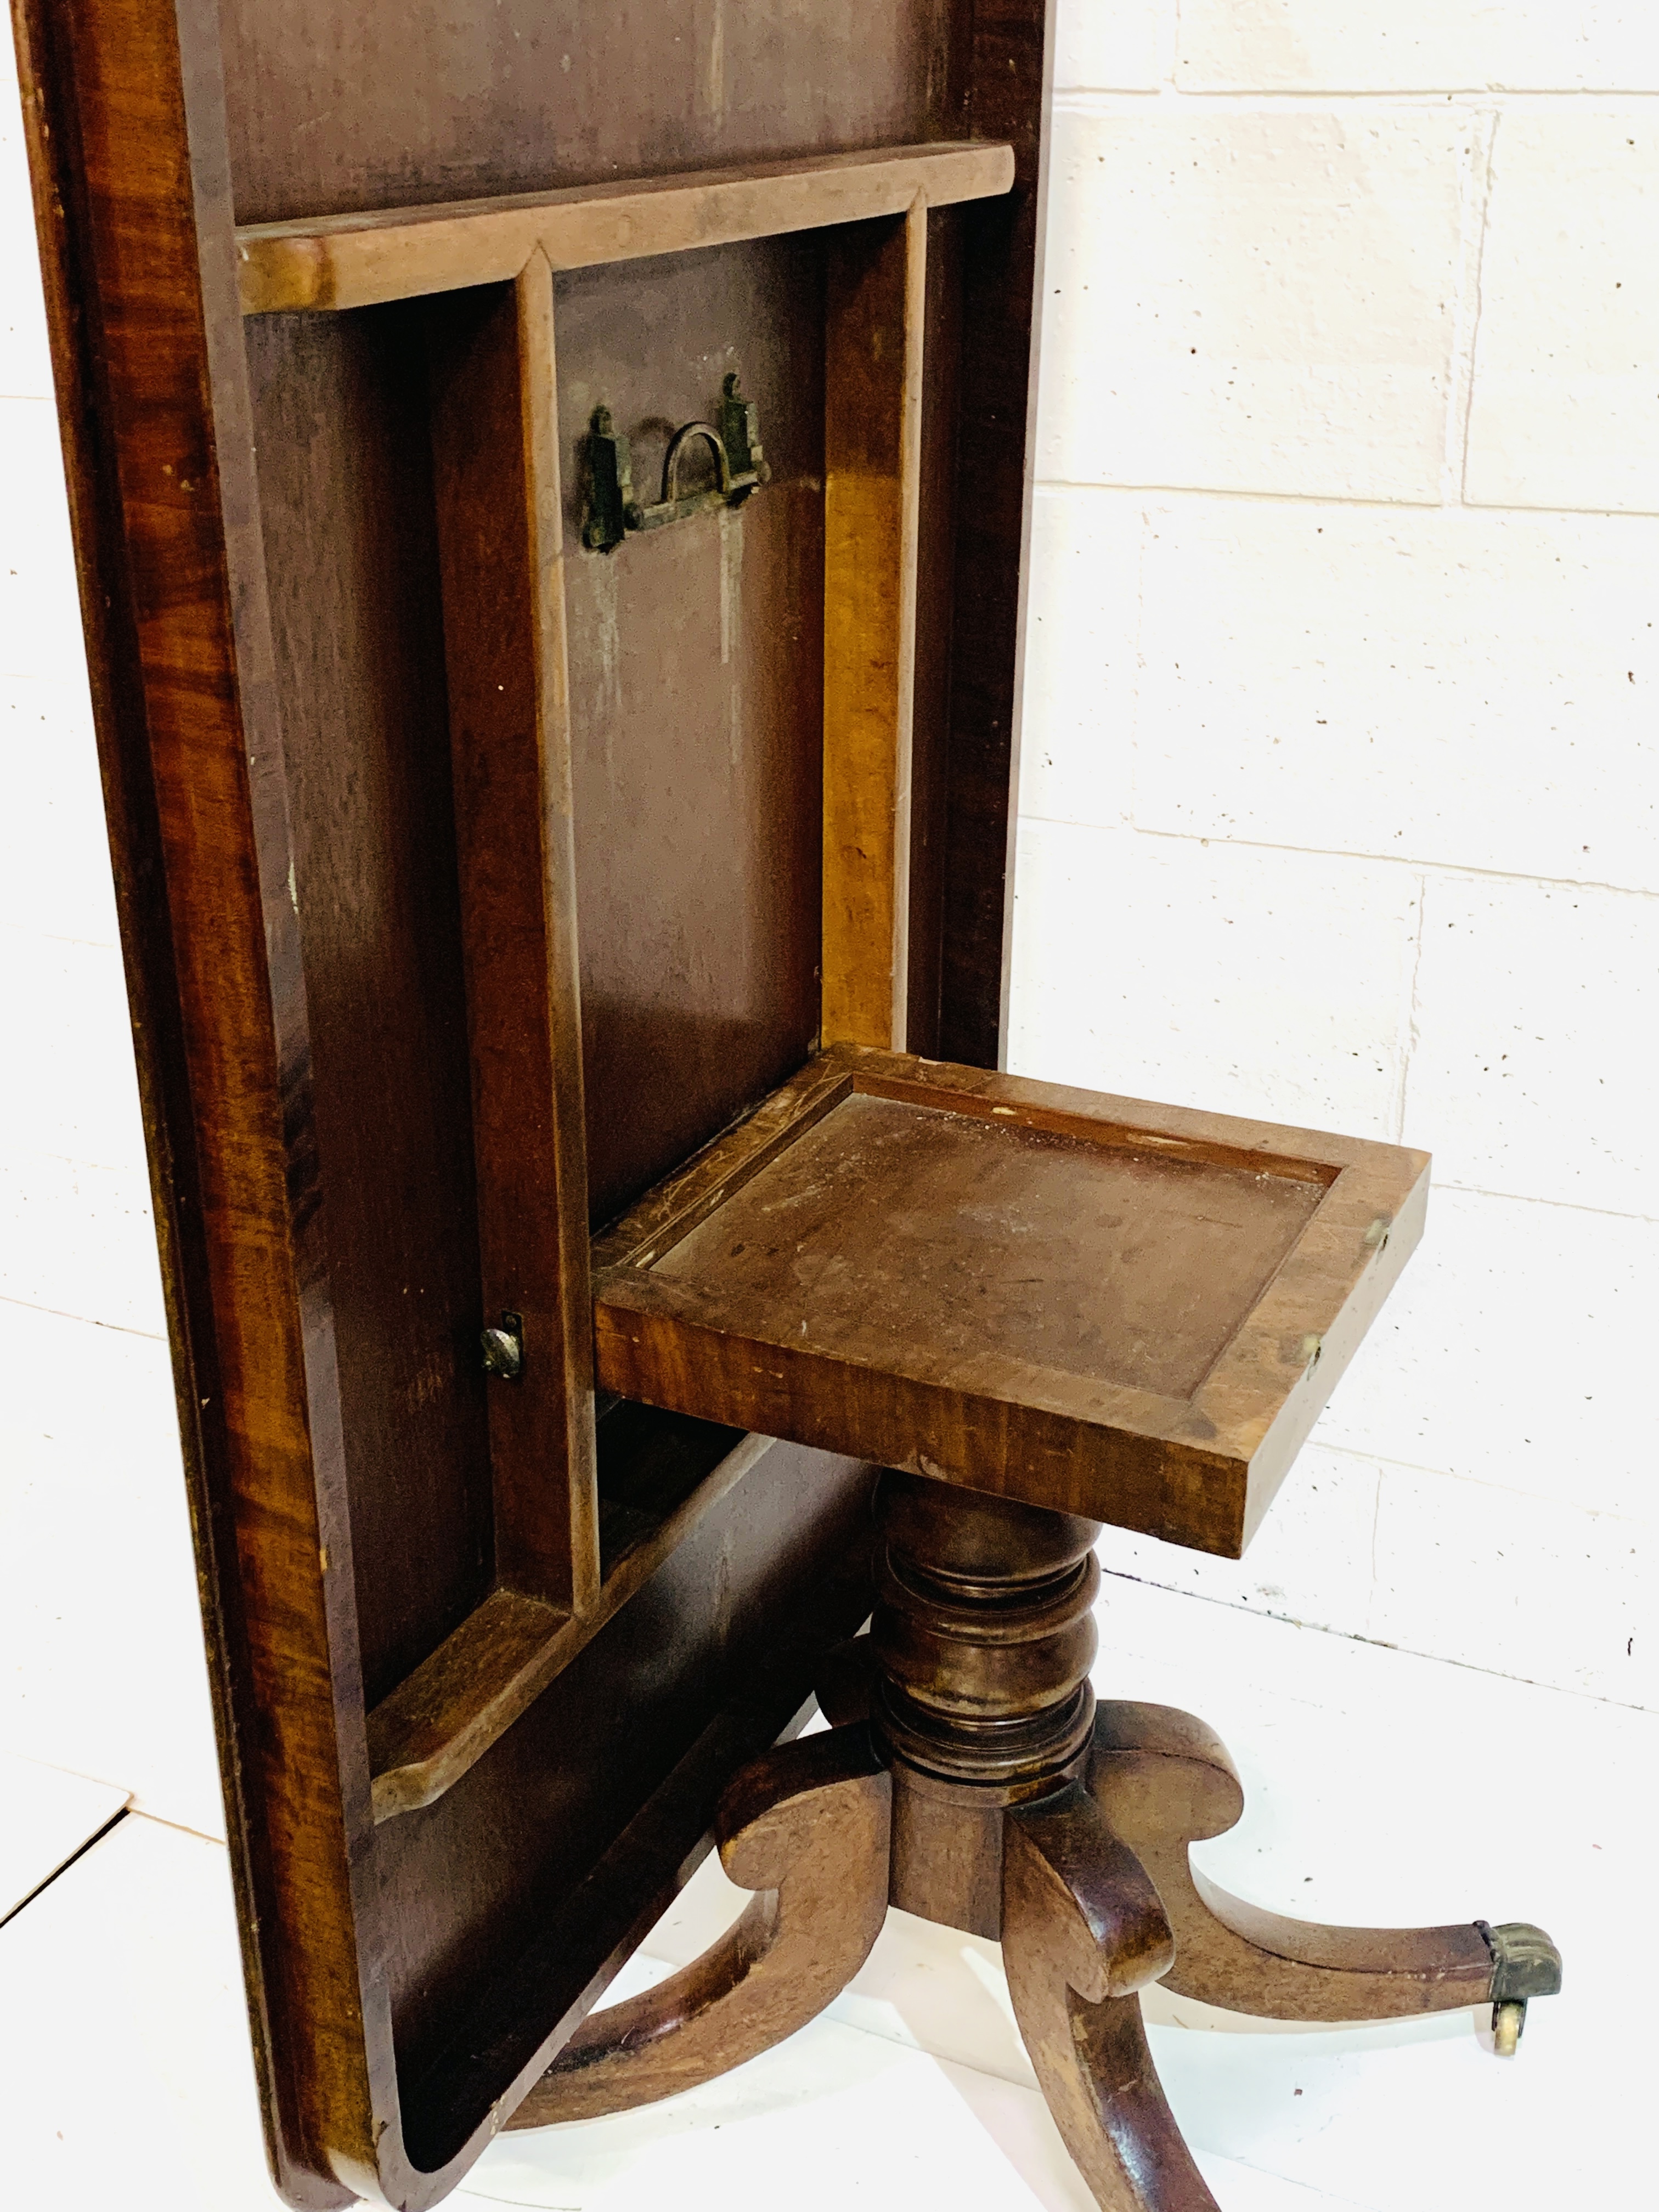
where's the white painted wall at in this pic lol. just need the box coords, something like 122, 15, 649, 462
1013, 3, 1658, 1711
2, 0, 1654, 1844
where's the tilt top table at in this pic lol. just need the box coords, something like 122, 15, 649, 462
14, 1, 1558, 2206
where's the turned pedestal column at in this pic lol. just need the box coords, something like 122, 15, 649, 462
872, 1468, 1102, 1937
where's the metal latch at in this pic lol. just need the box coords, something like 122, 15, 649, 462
583, 374, 770, 553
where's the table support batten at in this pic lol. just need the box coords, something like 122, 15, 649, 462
822, 202, 927, 1052
233, 142, 1016, 314
427, 261, 600, 1618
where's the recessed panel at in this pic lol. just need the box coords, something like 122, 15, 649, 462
247, 304, 493, 1708
558, 238, 826, 1227
217, 0, 963, 225
593, 1050, 1426, 1543
653, 1091, 1326, 1398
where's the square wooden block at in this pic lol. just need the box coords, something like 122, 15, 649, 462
594, 1048, 1429, 1556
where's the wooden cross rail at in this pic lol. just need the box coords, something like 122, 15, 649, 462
235, 140, 1015, 314
368, 1433, 778, 1820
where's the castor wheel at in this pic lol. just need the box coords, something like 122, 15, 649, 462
1480, 1922, 1563, 2058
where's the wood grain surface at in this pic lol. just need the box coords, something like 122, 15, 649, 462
556, 233, 828, 1227
822, 207, 927, 1049
19, 0, 1053, 2199
216, 0, 970, 224
1003, 1787, 1215, 2212
236, 142, 1014, 313
595, 1046, 1430, 1553
1088, 1703, 1498, 2022
245, 299, 493, 1709
510, 1724, 892, 2125
427, 263, 599, 1615
366, 1426, 772, 1822
652, 1093, 1326, 1397
15, 1, 370, 2197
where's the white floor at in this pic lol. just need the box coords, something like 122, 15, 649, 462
1, 1576, 1646, 2212
0, 1750, 126, 1922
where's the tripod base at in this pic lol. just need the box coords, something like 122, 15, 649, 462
510, 1475, 1561, 2210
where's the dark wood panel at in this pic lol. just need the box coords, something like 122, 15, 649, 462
16, 1, 371, 2200
555, 236, 826, 1226
9, 0, 320, 2194
652, 1093, 1325, 1398
217, 0, 963, 225
245, 305, 493, 1708
822, 209, 924, 1051
939, 0, 1054, 1066
235, 142, 1013, 313
594, 1047, 1429, 1553
595, 1401, 748, 1577
363, 1423, 774, 1825
399, 1663, 843, 2171
370, 1438, 877, 2117
21, 0, 1052, 2200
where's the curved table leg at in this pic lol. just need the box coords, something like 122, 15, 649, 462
1002, 1780, 1217, 2212
1089, 1703, 1561, 2032
510, 1723, 892, 2126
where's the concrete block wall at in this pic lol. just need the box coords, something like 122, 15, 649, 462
1013, 1, 1658, 1709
